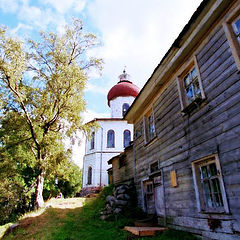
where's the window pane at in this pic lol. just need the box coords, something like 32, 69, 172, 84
186, 85, 194, 103
90, 132, 95, 149
203, 180, 213, 208
209, 163, 217, 176
212, 178, 224, 207
191, 67, 197, 79
148, 115, 155, 140
200, 166, 208, 179
124, 130, 131, 147
184, 74, 191, 87
88, 167, 92, 185
122, 103, 130, 117
107, 130, 115, 148
235, 18, 240, 35
193, 80, 201, 98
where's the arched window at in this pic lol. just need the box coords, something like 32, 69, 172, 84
107, 130, 115, 148
87, 167, 92, 185
122, 103, 130, 117
123, 130, 131, 148
90, 132, 95, 149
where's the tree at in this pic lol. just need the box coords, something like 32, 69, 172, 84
0, 19, 102, 209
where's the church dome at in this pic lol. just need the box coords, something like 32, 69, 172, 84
107, 70, 140, 106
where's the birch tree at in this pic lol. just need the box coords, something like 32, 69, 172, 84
0, 19, 102, 209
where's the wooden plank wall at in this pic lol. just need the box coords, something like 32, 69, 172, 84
134, 18, 240, 239
112, 148, 134, 185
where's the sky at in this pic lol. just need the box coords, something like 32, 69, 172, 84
0, 0, 203, 167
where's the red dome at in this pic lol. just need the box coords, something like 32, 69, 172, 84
107, 80, 140, 106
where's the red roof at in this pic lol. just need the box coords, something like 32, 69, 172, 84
107, 80, 140, 106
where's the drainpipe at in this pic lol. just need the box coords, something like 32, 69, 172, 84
100, 127, 103, 186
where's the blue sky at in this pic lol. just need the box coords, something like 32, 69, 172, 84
0, 0, 203, 165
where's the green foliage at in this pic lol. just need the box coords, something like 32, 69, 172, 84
0, 18, 102, 218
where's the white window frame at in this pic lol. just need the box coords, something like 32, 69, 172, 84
223, 5, 240, 71
177, 56, 205, 112
192, 154, 229, 214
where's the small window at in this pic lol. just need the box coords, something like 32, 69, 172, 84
177, 57, 205, 113
123, 130, 131, 148
150, 161, 159, 173
144, 109, 156, 143
107, 130, 115, 148
192, 155, 229, 213
90, 132, 95, 150
223, 8, 240, 70
122, 103, 130, 117
87, 166, 92, 185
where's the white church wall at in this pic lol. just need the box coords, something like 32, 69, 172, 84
83, 119, 134, 188
110, 96, 135, 118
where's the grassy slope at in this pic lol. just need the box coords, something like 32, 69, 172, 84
1, 194, 197, 240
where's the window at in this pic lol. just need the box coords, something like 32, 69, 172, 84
177, 57, 205, 113
223, 7, 240, 70
135, 121, 142, 139
150, 161, 159, 173
107, 130, 115, 148
123, 130, 131, 148
87, 166, 92, 185
90, 132, 95, 149
192, 155, 229, 213
144, 109, 156, 143
122, 103, 130, 117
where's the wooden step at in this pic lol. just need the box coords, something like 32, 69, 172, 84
124, 226, 167, 237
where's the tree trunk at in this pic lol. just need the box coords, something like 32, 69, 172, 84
34, 171, 44, 209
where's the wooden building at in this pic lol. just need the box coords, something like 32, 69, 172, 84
119, 0, 240, 239
108, 143, 134, 186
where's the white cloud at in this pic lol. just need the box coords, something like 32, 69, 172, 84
86, 83, 109, 95
0, 0, 19, 13
10, 23, 33, 35
87, 0, 203, 89
40, 0, 86, 14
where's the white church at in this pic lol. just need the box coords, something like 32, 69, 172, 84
82, 70, 140, 189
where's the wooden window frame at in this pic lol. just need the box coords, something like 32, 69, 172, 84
192, 154, 229, 214
223, 4, 240, 71
143, 108, 156, 144
177, 56, 205, 114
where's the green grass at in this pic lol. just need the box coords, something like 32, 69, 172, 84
1, 191, 198, 240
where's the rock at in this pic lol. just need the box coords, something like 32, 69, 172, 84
117, 193, 130, 200
106, 195, 115, 203
114, 208, 122, 214
115, 199, 128, 206
116, 188, 126, 194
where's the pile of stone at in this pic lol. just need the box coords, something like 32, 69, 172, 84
100, 183, 135, 220
78, 186, 102, 197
